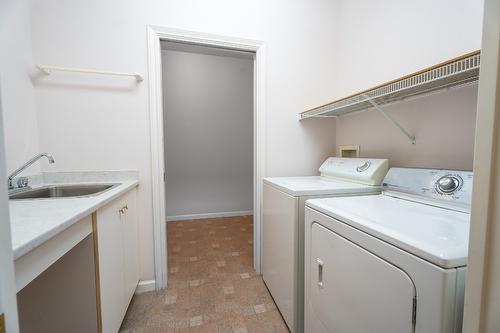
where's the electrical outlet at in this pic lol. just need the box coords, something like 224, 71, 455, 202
338, 145, 360, 158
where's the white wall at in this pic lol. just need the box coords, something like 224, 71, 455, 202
162, 43, 253, 218
336, 86, 478, 170
28, 0, 338, 281
20, 0, 483, 284
333, 0, 484, 170
0, 0, 40, 175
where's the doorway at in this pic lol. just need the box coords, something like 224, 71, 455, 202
162, 40, 255, 295
147, 27, 266, 290
161, 41, 254, 222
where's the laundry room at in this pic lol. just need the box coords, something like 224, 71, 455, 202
0, 0, 499, 333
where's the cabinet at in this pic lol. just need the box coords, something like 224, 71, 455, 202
95, 188, 139, 333
121, 190, 140, 306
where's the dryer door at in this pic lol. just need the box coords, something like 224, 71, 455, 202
308, 222, 416, 333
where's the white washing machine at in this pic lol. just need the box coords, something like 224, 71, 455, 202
304, 167, 473, 333
262, 157, 389, 333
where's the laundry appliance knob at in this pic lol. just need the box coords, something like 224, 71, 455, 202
436, 176, 461, 194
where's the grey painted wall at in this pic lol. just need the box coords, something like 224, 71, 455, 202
162, 43, 254, 219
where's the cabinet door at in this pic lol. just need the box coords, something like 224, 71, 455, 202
96, 197, 126, 333
122, 189, 139, 306
308, 222, 415, 333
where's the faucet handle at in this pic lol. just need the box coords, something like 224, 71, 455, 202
17, 177, 29, 188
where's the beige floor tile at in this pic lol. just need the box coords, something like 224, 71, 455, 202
233, 326, 248, 333
165, 295, 177, 305
120, 216, 288, 333
253, 304, 267, 314
189, 280, 201, 287
223, 285, 235, 295
189, 315, 203, 327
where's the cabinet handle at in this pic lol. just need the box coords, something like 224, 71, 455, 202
316, 258, 324, 288
118, 204, 129, 215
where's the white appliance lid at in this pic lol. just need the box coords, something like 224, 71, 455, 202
306, 194, 470, 268
263, 176, 380, 197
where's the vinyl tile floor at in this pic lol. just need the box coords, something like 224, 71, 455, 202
120, 215, 289, 333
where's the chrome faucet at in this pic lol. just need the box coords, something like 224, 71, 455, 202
8, 153, 55, 190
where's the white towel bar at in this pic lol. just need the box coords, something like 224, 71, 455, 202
37, 64, 143, 82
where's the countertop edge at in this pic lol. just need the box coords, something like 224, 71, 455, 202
13, 180, 139, 260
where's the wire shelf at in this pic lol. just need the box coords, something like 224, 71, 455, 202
300, 51, 480, 120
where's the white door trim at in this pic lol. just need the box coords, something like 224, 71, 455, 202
462, 0, 500, 331
147, 26, 266, 290
0, 90, 20, 331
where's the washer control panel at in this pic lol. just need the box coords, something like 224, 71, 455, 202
382, 168, 473, 211
319, 157, 389, 186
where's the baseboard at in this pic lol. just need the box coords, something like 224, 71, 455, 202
134, 280, 156, 294
166, 210, 253, 222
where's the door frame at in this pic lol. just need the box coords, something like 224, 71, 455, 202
147, 26, 266, 290
462, 0, 500, 330
0, 89, 20, 332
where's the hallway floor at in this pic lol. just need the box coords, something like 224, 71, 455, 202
120, 216, 289, 333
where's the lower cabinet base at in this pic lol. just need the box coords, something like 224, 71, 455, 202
17, 234, 99, 333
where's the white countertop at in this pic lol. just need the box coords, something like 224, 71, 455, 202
9, 171, 139, 260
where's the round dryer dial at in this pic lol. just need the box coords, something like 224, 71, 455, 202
356, 161, 371, 172
436, 175, 463, 195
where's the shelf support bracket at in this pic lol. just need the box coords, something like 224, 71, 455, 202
364, 95, 416, 145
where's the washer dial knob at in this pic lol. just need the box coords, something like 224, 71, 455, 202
356, 161, 371, 172
436, 175, 462, 194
